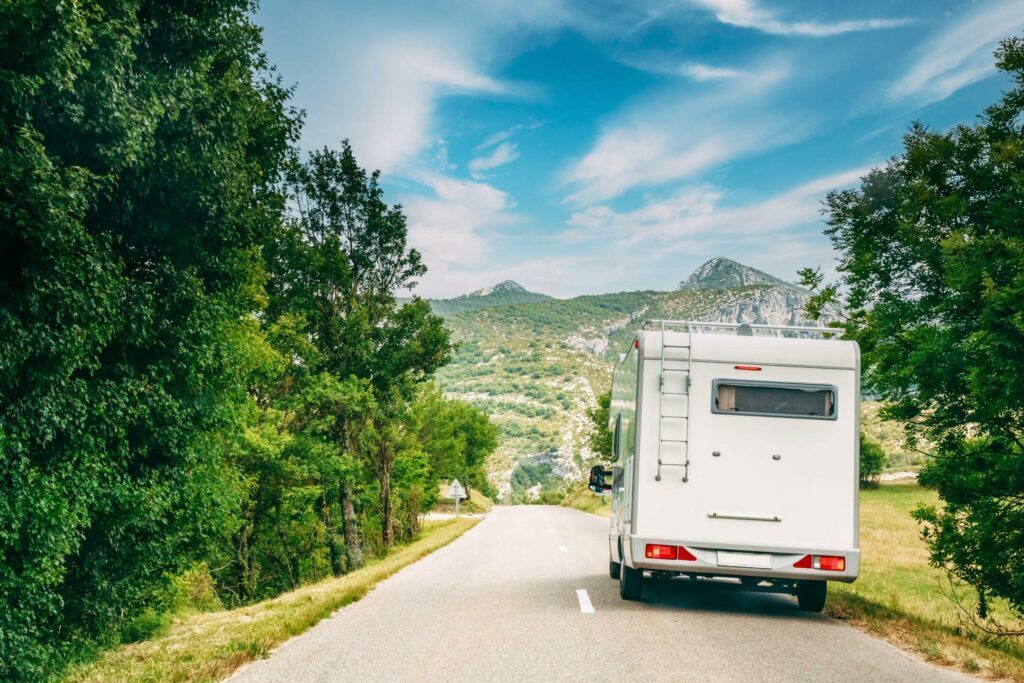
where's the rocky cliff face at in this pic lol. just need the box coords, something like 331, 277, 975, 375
710, 286, 817, 326
679, 256, 805, 293
469, 280, 527, 297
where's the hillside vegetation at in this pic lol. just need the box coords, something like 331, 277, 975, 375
429, 259, 871, 500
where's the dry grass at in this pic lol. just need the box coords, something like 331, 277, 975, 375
435, 481, 494, 513
830, 485, 1024, 681
62, 518, 479, 683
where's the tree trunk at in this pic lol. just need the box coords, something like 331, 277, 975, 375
321, 494, 344, 576
379, 445, 394, 548
340, 480, 363, 569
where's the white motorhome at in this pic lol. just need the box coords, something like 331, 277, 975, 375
588, 320, 860, 611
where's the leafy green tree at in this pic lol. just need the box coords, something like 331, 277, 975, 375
586, 391, 614, 462
411, 382, 499, 496
0, 1, 297, 675
802, 37, 1024, 629
858, 433, 887, 486
270, 143, 451, 549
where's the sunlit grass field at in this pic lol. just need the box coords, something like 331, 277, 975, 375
564, 483, 1024, 680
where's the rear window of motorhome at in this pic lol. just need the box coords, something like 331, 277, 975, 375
712, 380, 836, 420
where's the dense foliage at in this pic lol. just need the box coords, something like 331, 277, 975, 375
803, 37, 1024, 629
0, 1, 295, 674
0, 3, 495, 677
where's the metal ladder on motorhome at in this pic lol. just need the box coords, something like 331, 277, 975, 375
655, 320, 693, 482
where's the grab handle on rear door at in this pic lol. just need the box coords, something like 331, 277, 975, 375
707, 512, 782, 522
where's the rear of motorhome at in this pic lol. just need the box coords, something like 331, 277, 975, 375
588, 320, 860, 611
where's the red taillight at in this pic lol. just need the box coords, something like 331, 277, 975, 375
734, 365, 762, 371
817, 555, 846, 571
634, 339, 639, 349
646, 544, 677, 559
794, 554, 845, 571
677, 546, 697, 561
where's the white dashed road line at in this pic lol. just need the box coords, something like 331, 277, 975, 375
576, 589, 594, 614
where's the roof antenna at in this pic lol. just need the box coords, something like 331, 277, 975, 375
737, 323, 753, 336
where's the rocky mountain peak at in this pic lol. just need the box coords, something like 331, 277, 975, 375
678, 257, 803, 292
470, 280, 528, 297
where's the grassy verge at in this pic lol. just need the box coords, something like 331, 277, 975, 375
561, 485, 611, 516
830, 485, 1024, 680
63, 517, 479, 683
561, 482, 1024, 680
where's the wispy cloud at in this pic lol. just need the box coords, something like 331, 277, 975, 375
468, 142, 520, 177
476, 120, 542, 151
564, 166, 871, 246
403, 174, 517, 293
680, 63, 751, 81
692, 0, 914, 37
619, 52, 754, 81
562, 65, 803, 204
889, 0, 1024, 103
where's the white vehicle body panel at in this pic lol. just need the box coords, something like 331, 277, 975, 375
609, 325, 861, 583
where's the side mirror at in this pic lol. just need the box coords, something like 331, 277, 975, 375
588, 465, 612, 494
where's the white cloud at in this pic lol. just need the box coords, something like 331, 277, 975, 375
679, 63, 751, 81
562, 66, 803, 204
564, 186, 723, 242
565, 166, 871, 246
403, 174, 517, 295
468, 142, 520, 176
889, 0, 1024, 103
476, 120, 542, 151
692, 0, 914, 37
618, 52, 754, 81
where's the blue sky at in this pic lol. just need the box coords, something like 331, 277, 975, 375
256, 0, 1023, 298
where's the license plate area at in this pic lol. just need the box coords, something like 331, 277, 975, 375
716, 551, 772, 569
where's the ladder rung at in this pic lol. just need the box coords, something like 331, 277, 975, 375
660, 438, 688, 443
658, 462, 688, 467
660, 391, 688, 396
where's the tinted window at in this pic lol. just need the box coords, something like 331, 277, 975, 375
714, 381, 835, 419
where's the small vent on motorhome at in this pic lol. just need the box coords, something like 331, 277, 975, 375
713, 381, 836, 420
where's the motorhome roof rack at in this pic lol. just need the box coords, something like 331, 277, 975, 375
641, 319, 843, 339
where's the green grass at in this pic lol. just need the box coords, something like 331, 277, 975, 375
561, 485, 611, 516
562, 482, 1024, 680
62, 518, 479, 683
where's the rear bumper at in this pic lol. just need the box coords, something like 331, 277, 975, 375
625, 535, 860, 583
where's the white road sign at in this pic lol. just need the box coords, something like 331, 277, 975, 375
448, 479, 466, 500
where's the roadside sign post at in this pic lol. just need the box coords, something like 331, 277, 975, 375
448, 479, 466, 517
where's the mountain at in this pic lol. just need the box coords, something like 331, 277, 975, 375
678, 257, 805, 293
429, 258, 826, 501
426, 280, 552, 315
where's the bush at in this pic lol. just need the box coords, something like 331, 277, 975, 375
859, 433, 888, 486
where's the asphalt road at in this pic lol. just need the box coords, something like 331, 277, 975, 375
232, 505, 971, 683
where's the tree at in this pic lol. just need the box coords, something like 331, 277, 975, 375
859, 434, 887, 486
270, 143, 452, 549
411, 382, 499, 496
586, 391, 614, 462
802, 36, 1024, 630
0, 1, 298, 676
